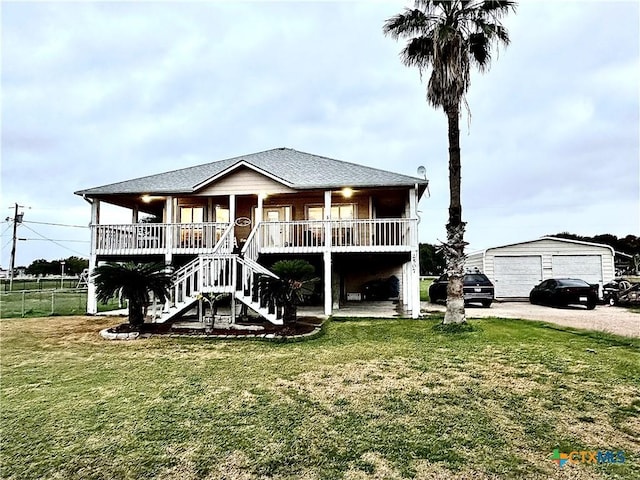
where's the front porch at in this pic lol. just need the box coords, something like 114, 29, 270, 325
92, 218, 418, 257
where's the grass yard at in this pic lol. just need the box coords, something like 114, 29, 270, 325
420, 278, 433, 302
1, 316, 639, 479
0, 290, 120, 318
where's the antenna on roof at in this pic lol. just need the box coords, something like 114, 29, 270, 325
417, 166, 430, 197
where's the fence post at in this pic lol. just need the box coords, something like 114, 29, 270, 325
21, 291, 26, 317
51, 290, 55, 315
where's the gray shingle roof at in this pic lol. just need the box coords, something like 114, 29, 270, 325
75, 147, 428, 196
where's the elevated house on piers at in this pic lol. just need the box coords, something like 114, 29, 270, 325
75, 148, 429, 323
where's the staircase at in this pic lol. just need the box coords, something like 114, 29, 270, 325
154, 224, 285, 325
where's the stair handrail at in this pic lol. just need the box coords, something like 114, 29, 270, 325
241, 222, 261, 262
213, 223, 235, 254
237, 255, 278, 279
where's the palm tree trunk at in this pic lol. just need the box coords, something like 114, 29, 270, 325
128, 298, 145, 326
443, 106, 467, 324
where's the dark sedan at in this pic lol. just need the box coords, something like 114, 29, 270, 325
529, 278, 597, 310
429, 273, 494, 307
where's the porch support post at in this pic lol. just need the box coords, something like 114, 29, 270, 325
256, 193, 263, 224
409, 187, 417, 220
131, 205, 139, 224
229, 194, 236, 223
410, 249, 420, 318
164, 197, 173, 312
165, 196, 174, 256
409, 187, 420, 318
324, 190, 332, 248
323, 251, 332, 316
87, 199, 100, 314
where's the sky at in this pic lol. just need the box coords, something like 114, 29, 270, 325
1, 0, 639, 268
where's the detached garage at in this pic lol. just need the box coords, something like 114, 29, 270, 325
466, 237, 615, 299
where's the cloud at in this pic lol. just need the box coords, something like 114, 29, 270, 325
1, 0, 638, 267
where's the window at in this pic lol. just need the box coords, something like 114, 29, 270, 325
215, 207, 229, 223
307, 204, 355, 220
179, 206, 204, 248
180, 206, 204, 223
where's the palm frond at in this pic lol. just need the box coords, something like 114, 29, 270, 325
401, 36, 435, 70
383, 9, 426, 39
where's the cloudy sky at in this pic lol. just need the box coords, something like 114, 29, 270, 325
2, 0, 638, 268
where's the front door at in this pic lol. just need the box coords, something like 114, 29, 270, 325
263, 206, 290, 247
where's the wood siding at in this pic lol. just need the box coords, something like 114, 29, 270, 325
195, 167, 296, 196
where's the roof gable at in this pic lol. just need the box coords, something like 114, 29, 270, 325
75, 147, 428, 196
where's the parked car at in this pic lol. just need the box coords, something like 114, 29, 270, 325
529, 278, 597, 309
429, 273, 494, 307
362, 275, 400, 301
603, 279, 640, 307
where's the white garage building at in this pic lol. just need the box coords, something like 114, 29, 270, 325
466, 237, 615, 299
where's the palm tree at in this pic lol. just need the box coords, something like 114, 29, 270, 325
384, 0, 516, 324
93, 262, 172, 327
258, 259, 318, 324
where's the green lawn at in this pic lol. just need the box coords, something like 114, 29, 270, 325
0, 290, 120, 318
1, 316, 639, 479
420, 278, 434, 302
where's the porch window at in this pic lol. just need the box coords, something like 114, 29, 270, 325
215, 206, 229, 223
180, 206, 204, 248
307, 204, 356, 220
306, 204, 356, 246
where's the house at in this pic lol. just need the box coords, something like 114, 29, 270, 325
75, 148, 429, 323
465, 237, 615, 299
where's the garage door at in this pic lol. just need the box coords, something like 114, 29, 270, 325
493, 256, 542, 298
552, 255, 602, 284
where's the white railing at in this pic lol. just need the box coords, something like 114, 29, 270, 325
236, 256, 282, 324
171, 254, 236, 308
167, 254, 283, 324
254, 218, 417, 251
94, 223, 230, 254
241, 224, 261, 262
213, 223, 235, 254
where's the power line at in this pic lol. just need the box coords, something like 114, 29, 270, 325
22, 220, 88, 228
22, 238, 90, 243
20, 223, 88, 257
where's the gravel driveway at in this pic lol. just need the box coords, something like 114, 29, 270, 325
422, 301, 640, 338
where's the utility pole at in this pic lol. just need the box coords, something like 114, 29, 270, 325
9, 203, 24, 291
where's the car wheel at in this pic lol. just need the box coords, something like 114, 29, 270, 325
481, 300, 492, 308
608, 297, 616, 306
586, 300, 596, 310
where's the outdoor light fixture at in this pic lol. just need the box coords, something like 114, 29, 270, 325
141, 195, 164, 203
341, 187, 353, 198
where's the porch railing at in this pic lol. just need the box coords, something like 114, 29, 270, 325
93, 218, 416, 255
93, 223, 230, 255
255, 218, 417, 251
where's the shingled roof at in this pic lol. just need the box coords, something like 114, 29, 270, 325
75, 148, 428, 196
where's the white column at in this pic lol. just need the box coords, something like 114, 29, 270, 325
402, 261, 409, 310
324, 190, 332, 248
410, 249, 420, 318
409, 186, 417, 219
164, 196, 174, 265
131, 205, 139, 224
87, 199, 100, 314
323, 190, 333, 315
256, 193, 263, 224
229, 194, 236, 223
323, 251, 332, 316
